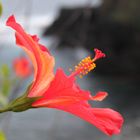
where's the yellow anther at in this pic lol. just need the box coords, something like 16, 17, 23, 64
74, 56, 96, 77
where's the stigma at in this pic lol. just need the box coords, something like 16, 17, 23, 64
70, 48, 105, 78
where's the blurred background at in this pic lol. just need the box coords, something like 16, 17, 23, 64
0, 0, 140, 140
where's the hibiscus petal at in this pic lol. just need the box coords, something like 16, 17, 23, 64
92, 91, 108, 101
48, 102, 123, 136
32, 68, 92, 106
6, 15, 55, 97
91, 108, 124, 135
30, 35, 50, 53
32, 69, 123, 136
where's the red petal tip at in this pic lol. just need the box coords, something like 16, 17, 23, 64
6, 15, 16, 25
92, 91, 108, 101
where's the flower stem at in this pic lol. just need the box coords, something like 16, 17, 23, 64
0, 107, 11, 113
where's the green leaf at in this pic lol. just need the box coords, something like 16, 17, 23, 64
0, 130, 6, 140
1, 79, 10, 96
0, 65, 11, 96
0, 2, 2, 16
0, 65, 10, 78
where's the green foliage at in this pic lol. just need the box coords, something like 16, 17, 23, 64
0, 1, 2, 16
0, 65, 10, 78
1, 79, 10, 96
0, 130, 6, 140
0, 65, 11, 106
0, 65, 11, 97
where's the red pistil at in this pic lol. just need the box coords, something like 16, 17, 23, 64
93, 48, 106, 61
70, 48, 105, 78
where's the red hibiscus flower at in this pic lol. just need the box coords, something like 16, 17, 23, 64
13, 56, 32, 78
6, 15, 124, 136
